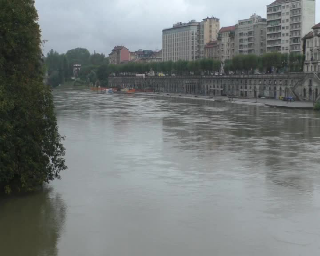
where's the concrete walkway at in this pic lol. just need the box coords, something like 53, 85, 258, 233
136, 92, 315, 110
231, 97, 314, 109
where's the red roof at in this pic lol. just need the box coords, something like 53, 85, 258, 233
219, 26, 236, 33
312, 23, 320, 29
303, 31, 314, 40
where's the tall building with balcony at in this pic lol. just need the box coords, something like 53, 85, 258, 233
162, 20, 199, 62
162, 17, 220, 62
235, 14, 267, 56
266, 0, 316, 54
199, 17, 220, 59
218, 26, 236, 61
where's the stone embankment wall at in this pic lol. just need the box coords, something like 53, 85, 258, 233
109, 73, 320, 101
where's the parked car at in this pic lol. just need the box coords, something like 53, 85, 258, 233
279, 96, 284, 100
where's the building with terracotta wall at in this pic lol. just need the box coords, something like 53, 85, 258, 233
109, 46, 130, 64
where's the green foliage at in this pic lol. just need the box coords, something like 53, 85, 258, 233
66, 48, 90, 66
89, 53, 106, 66
48, 71, 61, 87
226, 52, 305, 74
97, 64, 109, 81
224, 60, 233, 73
314, 102, 320, 111
45, 48, 109, 85
45, 51, 67, 87
0, 0, 67, 194
79, 65, 98, 82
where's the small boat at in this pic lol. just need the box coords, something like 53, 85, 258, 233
126, 89, 136, 94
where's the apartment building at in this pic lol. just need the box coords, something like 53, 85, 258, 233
235, 14, 267, 56
162, 17, 220, 62
109, 46, 130, 64
266, 0, 315, 54
204, 40, 219, 60
218, 26, 236, 61
162, 20, 199, 62
303, 23, 320, 73
199, 17, 220, 58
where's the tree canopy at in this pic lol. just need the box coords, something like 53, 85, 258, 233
0, 0, 67, 194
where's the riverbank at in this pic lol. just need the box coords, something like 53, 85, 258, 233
136, 92, 314, 110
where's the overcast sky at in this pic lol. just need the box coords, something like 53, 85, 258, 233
35, 0, 320, 56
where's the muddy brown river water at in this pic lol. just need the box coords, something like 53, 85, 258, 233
1, 88, 320, 256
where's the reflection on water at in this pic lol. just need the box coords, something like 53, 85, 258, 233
0, 187, 66, 256
2, 88, 320, 256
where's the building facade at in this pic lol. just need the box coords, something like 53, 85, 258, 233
204, 40, 219, 60
303, 23, 320, 73
199, 17, 220, 58
218, 26, 236, 61
266, 0, 316, 54
162, 17, 220, 62
162, 21, 199, 62
109, 73, 320, 102
235, 14, 267, 56
109, 46, 130, 64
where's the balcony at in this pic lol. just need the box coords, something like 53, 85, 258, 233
267, 41, 281, 47
267, 37, 281, 41
290, 20, 301, 25
267, 7, 282, 14
267, 15, 282, 21
290, 27, 301, 32
267, 29, 281, 35
291, 13, 301, 17
291, 6, 301, 11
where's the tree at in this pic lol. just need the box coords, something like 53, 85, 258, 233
45, 49, 62, 74
66, 48, 90, 65
90, 53, 105, 66
48, 71, 61, 87
224, 60, 233, 73
0, 0, 67, 194
97, 64, 109, 81
232, 55, 243, 73
243, 54, 259, 73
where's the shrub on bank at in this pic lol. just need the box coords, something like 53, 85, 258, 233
314, 102, 320, 111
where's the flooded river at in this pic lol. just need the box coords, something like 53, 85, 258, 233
2, 88, 320, 256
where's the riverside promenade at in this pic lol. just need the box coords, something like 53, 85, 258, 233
137, 92, 314, 110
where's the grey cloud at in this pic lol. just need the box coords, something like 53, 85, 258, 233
35, 0, 320, 55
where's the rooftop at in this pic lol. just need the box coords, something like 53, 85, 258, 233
268, 0, 286, 7
219, 26, 236, 33
302, 31, 313, 40
312, 23, 320, 29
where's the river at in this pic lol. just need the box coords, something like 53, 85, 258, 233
1, 88, 320, 256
